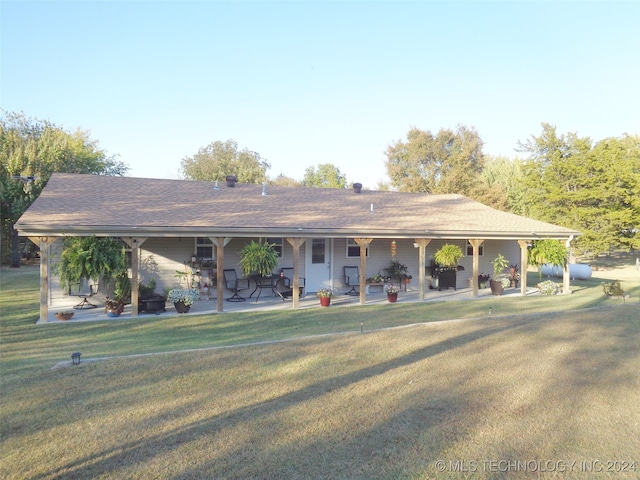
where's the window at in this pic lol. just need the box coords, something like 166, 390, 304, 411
311, 239, 325, 264
347, 238, 369, 258
466, 241, 484, 256
265, 237, 283, 257
195, 237, 214, 261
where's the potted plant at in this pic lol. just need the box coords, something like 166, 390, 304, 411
138, 277, 166, 313
55, 310, 75, 321
528, 239, 567, 280
508, 264, 520, 288
477, 273, 490, 289
490, 254, 510, 295
104, 297, 126, 317
239, 240, 279, 278
55, 236, 125, 297
317, 288, 333, 307
537, 280, 559, 295
367, 273, 384, 283
384, 284, 400, 303
433, 244, 464, 267
167, 288, 200, 313
432, 244, 464, 290
384, 260, 409, 282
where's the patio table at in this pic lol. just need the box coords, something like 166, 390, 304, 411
249, 274, 286, 302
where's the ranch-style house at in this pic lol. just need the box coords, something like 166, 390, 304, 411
16, 173, 581, 322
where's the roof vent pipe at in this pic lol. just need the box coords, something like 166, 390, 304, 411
353, 183, 362, 194
262, 182, 267, 196
226, 175, 237, 187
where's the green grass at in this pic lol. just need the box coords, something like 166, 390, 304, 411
1, 263, 639, 479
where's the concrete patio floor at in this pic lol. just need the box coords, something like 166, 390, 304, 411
43, 284, 538, 323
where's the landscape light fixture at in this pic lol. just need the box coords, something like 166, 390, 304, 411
71, 352, 81, 365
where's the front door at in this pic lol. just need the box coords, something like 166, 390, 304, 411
305, 238, 331, 292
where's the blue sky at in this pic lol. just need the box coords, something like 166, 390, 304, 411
2, 1, 639, 188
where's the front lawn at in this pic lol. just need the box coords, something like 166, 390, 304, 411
1, 262, 639, 479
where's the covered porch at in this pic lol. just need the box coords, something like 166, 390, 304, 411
41, 281, 540, 323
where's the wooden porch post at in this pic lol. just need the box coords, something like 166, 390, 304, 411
518, 240, 529, 296
286, 238, 306, 309
414, 238, 431, 301
122, 237, 147, 317
28, 236, 58, 323
563, 236, 574, 294
212, 237, 229, 313
468, 239, 484, 298
354, 238, 372, 305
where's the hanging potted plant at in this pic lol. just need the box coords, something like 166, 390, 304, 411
384, 284, 400, 303
55, 236, 125, 296
239, 240, 279, 278
528, 239, 568, 279
167, 288, 200, 313
317, 288, 333, 307
432, 244, 464, 290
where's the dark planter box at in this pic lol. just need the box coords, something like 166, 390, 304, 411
435, 268, 457, 290
139, 294, 166, 313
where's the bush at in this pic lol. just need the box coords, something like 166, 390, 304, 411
602, 280, 624, 297
538, 280, 559, 295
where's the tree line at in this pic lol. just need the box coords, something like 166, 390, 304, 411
2, 110, 638, 265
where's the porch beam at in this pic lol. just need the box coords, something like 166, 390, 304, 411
468, 239, 484, 298
413, 238, 431, 301
354, 238, 373, 305
210, 237, 232, 248
28, 236, 59, 323
517, 239, 529, 296
286, 238, 306, 309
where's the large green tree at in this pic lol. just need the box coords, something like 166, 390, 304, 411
0, 111, 128, 266
518, 123, 640, 254
302, 163, 347, 188
180, 139, 270, 184
384, 125, 485, 194
475, 155, 527, 214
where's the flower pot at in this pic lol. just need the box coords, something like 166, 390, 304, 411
106, 310, 121, 318
490, 279, 504, 296
174, 301, 191, 313
387, 293, 398, 303
55, 312, 74, 321
319, 297, 331, 307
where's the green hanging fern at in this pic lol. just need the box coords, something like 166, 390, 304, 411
55, 236, 125, 292
239, 240, 279, 277
433, 244, 464, 267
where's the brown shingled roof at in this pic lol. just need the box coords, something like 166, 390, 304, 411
16, 173, 580, 240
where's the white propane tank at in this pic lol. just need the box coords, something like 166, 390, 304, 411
540, 264, 592, 280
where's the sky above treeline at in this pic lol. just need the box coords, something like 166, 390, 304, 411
2, 1, 639, 188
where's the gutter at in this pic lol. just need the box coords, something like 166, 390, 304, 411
15, 224, 581, 240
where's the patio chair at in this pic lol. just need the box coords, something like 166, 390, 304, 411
344, 266, 360, 296
223, 269, 250, 302
280, 267, 305, 296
